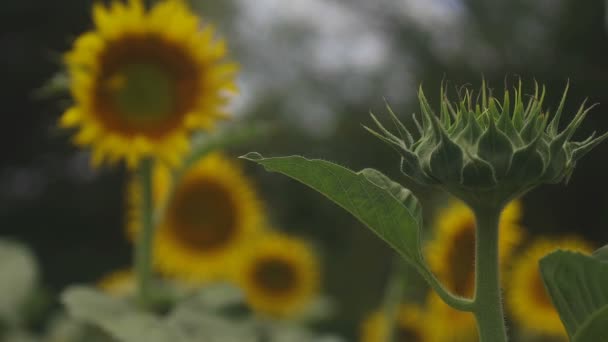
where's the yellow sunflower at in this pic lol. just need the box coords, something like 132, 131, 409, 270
235, 234, 320, 318
506, 236, 594, 338
128, 153, 265, 283
98, 269, 136, 297
424, 293, 478, 342
61, 0, 237, 167
360, 306, 430, 342
425, 199, 524, 298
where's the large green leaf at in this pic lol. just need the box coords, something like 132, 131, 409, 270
539, 251, 608, 340
241, 153, 423, 264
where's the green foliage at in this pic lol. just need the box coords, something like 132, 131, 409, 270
540, 250, 608, 341
366, 81, 608, 208
240, 153, 424, 266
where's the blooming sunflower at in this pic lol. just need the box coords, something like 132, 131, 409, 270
425, 199, 524, 297
360, 306, 430, 342
128, 153, 265, 283
234, 234, 320, 318
506, 236, 594, 338
424, 293, 478, 342
61, 0, 237, 167
98, 269, 136, 297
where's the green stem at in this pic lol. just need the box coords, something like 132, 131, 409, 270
416, 263, 474, 311
382, 258, 407, 342
472, 206, 508, 342
135, 158, 155, 308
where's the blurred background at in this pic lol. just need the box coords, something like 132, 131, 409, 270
2, 0, 608, 339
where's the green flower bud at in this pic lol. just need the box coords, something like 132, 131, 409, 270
367, 80, 608, 208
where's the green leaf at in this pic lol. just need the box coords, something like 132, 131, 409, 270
240, 153, 424, 264
360, 168, 422, 227
0, 239, 38, 325
61, 286, 185, 342
539, 251, 608, 340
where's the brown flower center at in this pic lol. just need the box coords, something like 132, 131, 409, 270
446, 220, 476, 297
93, 33, 200, 137
253, 257, 298, 295
531, 270, 553, 309
396, 326, 423, 342
167, 178, 237, 252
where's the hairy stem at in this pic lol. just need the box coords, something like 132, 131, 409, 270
135, 158, 155, 308
472, 206, 508, 342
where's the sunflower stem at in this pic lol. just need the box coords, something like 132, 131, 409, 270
472, 206, 508, 342
382, 258, 407, 341
135, 158, 155, 309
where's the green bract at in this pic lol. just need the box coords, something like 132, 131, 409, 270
367, 81, 608, 208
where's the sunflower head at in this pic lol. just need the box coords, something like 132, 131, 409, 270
360, 306, 429, 342
235, 234, 320, 318
506, 236, 594, 338
425, 199, 523, 297
127, 153, 266, 283
368, 81, 607, 208
61, 0, 238, 167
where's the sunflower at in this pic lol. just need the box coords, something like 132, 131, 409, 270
128, 153, 265, 283
360, 306, 430, 342
424, 293, 478, 342
425, 199, 524, 298
60, 0, 237, 167
506, 236, 594, 338
98, 269, 136, 297
235, 234, 320, 318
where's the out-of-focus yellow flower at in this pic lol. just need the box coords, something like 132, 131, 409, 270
98, 269, 135, 297
235, 234, 320, 318
425, 199, 523, 297
128, 153, 265, 284
424, 293, 478, 342
360, 306, 429, 342
61, 0, 237, 167
506, 236, 594, 338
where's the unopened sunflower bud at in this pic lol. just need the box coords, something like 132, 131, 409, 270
366, 80, 608, 208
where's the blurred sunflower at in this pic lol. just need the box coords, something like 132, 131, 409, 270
506, 236, 594, 338
60, 0, 237, 167
360, 306, 429, 342
425, 199, 524, 297
424, 293, 478, 342
235, 234, 320, 318
98, 269, 135, 297
128, 153, 265, 283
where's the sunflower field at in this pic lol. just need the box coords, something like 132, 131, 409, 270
3, 0, 608, 341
